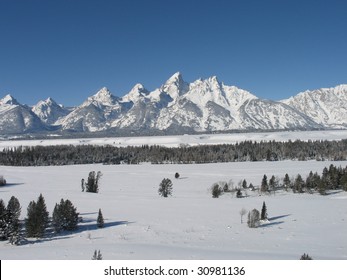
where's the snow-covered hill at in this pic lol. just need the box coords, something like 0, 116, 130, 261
1, 74, 346, 135
282, 84, 347, 128
0, 95, 48, 134
0, 160, 346, 259
32, 97, 70, 125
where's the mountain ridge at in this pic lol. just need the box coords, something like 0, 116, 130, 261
1, 73, 346, 135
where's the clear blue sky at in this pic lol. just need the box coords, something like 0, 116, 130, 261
1, 0, 346, 106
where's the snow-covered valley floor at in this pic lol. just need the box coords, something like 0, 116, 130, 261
1, 160, 346, 260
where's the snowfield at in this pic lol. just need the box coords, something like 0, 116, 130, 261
1, 129, 347, 149
0, 160, 346, 260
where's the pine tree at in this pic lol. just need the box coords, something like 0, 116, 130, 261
300, 253, 313, 260
25, 194, 49, 238
52, 199, 79, 232
97, 209, 104, 228
261, 174, 268, 193
92, 250, 103, 260
158, 178, 173, 197
85, 171, 102, 193
25, 201, 39, 238
0, 199, 7, 240
261, 201, 268, 220
6, 196, 21, 244
283, 173, 291, 191
211, 183, 223, 198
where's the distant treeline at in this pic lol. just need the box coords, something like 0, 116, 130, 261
0, 139, 347, 166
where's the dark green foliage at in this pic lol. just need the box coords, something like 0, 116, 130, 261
247, 209, 260, 228
52, 199, 79, 233
283, 173, 291, 191
0, 199, 7, 240
261, 201, 268, 220
236, 189, 243, 198
211, 183, 223, 198
260, 175, 268, 193
92, 249, 102, 260
300, 253, 313, 260
241, 164, 347, 195
293, 174, 305, 193
175, 172, 180, 179
242, 179, 247, 189
85, 171, 102, 193
158, 178, 173, 197
25, 194, 49, 238
1, 139, 347, 166
6, 196, 21, 244
97, 209, 104, 228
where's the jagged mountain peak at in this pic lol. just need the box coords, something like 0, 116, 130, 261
0, 94, 19, 105
122, 83, 149, 103
85, 87, 118, 106
160, 72, 189, 99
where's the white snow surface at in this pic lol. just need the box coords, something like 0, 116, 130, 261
0, 161, 346, 260
0, 131, 346, 260
1, 129, 347, 150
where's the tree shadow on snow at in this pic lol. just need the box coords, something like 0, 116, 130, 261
259, 221, 284, 228
76, 220, 133, 233
268, 214, 291, 221
0, 183, 24, 191
19, 220, 133, 245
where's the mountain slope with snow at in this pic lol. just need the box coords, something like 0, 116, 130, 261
282, 84, 347, 128
0, 95, 48, 134
0, 74, 346, 135
32, 97, 70, 125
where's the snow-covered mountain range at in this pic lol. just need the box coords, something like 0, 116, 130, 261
1, 73, 346, 135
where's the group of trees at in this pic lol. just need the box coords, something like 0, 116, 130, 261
0, 196, 21, 244
1, 139, 347, 166
255, 164, 347, 195
0, 194, 81, 245
82, 171, 102, 193
247, 202, 268, 228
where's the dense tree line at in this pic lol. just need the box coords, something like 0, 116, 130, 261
254, 164, 347, 195
1, 139, 347, 166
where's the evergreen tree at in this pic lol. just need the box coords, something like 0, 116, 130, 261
25, 194, 49, 238
211, 183, 223, 198
269, 175, 277, 194
242, 179, 248, 189
97, 209, 104, 228
92, 249, 103, 260
25, 201, 39, 238
6, 196, 21, 244
85, 171, 102, 193
261, 201, 268, 220
0, 199, 7, 240
293, 174, 305, 193
283, 173, 291, 191
52, 199, 79, 232
158, 178, 173, 197
260, 175, 268, 193
300, 253, 313, 260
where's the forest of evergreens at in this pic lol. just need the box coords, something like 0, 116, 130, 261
0, 139, 347, 166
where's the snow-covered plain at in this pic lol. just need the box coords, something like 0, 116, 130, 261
0, 160, 346, 260
1, 129, 347, 149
